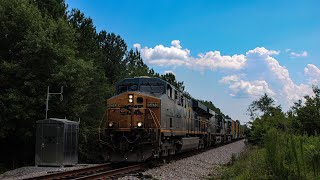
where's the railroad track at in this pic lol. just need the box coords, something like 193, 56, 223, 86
73, 164, 143, 180
25, 140, 244, 180
24, 163, 144, 180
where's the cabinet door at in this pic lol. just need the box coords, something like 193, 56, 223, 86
39, 124, 63, 164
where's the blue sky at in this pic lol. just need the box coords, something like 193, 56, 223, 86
67, 0, 320, 123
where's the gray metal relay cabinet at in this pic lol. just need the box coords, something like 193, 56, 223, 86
35, 118, 79, 167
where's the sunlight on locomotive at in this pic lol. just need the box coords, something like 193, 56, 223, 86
99, 77, 245, 162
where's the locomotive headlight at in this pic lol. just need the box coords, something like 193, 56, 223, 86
108, 122, 114, 127
137, 121, 143, 127
128, 94, 133, 103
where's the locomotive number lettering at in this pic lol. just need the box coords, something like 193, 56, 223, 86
107, 103, 117, 108
147, 102, 159, 108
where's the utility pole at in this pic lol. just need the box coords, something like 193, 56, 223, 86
45, 86, 63, 119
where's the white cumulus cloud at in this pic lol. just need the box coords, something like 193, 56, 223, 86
246, 47, 280, 57
220, 75, 275, 98
135, 42, 191, 67
135, 40, 247, 70
247, 51, 312, 105
219, 75, 241, 83
133, 43, 141, 50
290, 51, 308, 57
304, 64, 320, 85
193, 51, 247, 70
171, 40, 182, 49
134, 40, 315, 107
267, 57, 312, 104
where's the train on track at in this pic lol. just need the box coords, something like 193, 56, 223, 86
99, 76, 245, 162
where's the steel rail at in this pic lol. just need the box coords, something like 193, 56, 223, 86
24, 163, 113, 180
26, 139, 245, 180
73, 164, 143, 180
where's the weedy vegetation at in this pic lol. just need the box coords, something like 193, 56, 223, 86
217, 87, 320, 179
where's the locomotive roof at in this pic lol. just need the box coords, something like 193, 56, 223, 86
225, 118, 234, 122
117, 77, 217, 116
116, 77, 168, 86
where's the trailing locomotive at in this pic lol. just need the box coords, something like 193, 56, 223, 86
99, 77, 244, 162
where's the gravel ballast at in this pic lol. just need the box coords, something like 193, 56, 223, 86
0, 164, 98, 180
1, 140, 245, 180
120, 139, 246, 180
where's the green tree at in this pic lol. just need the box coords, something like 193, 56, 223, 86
97, 31, 127, 84
68, 9, 100, 63
246, 94, 287, 144
0, 0, 232, 170
67, 9, 112, 162
125, 49, 150, 77
199, 100, 225, 117
0, 0, 108, 168
247, 93, 277, 120
34, 0, 67, 19
294, 86, 320, 135
67, 8, 109, 123
159, 73, 185, 92
0, 0, 75, 167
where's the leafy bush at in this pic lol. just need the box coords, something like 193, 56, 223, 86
232, 90, 320, 179
219, 129, 320, 179
218, 146, 269, 180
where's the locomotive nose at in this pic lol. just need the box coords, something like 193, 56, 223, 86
102, 89, 161, 162
105, 92, 160, 130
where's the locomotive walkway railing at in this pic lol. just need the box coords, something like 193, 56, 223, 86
146, 108, 161, 128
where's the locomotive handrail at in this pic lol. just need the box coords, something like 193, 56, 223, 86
98, 110, 108, 143
146, 108, 161, 128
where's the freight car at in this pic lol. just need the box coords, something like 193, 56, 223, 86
99, 77, 244, 162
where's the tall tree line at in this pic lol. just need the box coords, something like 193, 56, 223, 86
247, 86, 320, 145
0, 0, 154, 168
0, 0, 226, 169
224, 87, 320, 179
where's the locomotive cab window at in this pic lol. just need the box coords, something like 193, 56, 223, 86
174, 90, 178, 100
140, 82, 165, 94
184, 98, 187, 108
117, 84, 138, 94
167, 84, 173, 98
180, 95, 184, 106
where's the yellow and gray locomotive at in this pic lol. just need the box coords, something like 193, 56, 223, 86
99, 77, 243, 162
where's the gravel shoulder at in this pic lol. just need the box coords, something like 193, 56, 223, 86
0, 164, 98, 180
120, 139, 246, 180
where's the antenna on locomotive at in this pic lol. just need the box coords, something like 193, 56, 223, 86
45, 86, 64, 119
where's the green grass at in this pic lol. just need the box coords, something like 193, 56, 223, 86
214, 146, 269, 180
212, 130, 320, 180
